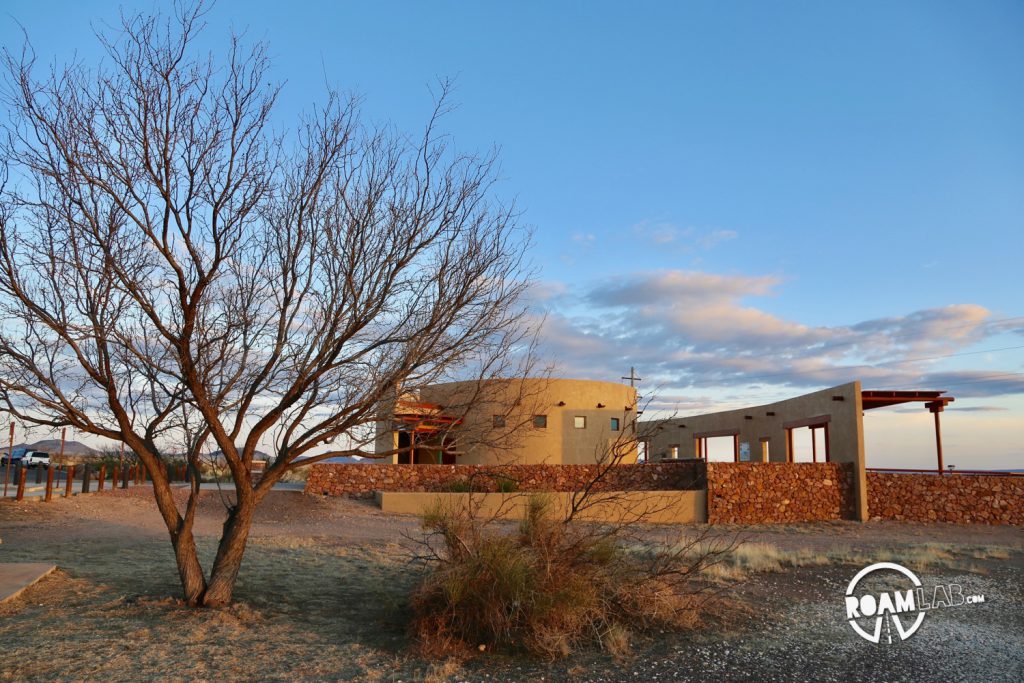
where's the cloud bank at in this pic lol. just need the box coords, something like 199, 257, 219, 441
530, 269, 1023, 403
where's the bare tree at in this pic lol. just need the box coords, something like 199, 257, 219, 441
0, 3, 533, 607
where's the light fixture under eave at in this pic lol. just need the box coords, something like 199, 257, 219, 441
597, 403, 606, 408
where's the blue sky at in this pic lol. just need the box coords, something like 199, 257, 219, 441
2, 1, 1022, 467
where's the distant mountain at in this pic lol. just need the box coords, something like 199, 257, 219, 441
209, 449, 273, 462
8, 440, 101, 457
300, 455, 369, 464
207, 450, 370, 464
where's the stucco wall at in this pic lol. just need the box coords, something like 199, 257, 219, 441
705, 462, 857, 524
305, 461, 706, 498
376, 490, 708, 524
643, 382, 862, 464
642, 381, 868, 520
380, 378, 639, 466
867, 472, 1024, 525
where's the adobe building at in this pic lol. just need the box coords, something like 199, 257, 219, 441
311, 379, 1024, 526
641, 380, 955, 521
375, 378, 639, 466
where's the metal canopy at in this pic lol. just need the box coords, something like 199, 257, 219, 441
861, 390, 954, 411
861, 389, 956, 473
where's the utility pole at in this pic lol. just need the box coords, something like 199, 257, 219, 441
3, 422, 13, 497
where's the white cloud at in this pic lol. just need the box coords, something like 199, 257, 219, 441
532, 268, 1018, 400
630, 221, 740, 252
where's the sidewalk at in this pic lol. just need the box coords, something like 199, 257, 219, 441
0, 563, 56, 603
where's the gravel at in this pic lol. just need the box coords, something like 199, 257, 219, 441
447, 565, 1024, 682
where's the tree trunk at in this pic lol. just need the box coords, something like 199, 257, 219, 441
201, 499, 256, 607
171, 527, 209, 606
144, 456, 209, 606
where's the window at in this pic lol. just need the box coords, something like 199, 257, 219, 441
492, 415, 506, 428
532, 414, 547, 428
574, 416, 586, 429
637, 440, 649, 462
610, 417, 620, 431
668, 444, 679, 459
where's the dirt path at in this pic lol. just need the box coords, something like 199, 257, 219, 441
4, 486, 1021, 550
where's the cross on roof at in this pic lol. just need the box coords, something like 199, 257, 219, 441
621, 366, 643, 388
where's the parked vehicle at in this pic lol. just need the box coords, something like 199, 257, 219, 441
22, 451, 50, 469
1, 450, 25, 466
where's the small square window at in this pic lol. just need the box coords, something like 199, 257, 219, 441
610, 417, 620, 431
574, 416, 586, 429
492, 415, 506, 428
532, 414, 547, 428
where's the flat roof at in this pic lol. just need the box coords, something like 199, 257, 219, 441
861, 390, 954, 410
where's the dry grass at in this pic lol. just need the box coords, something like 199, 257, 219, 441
3, 492, 1020, 680
422, 657, 466, 683
276, 467, 312, 484
672, 539, 1021, 582
0, 536, 427, 682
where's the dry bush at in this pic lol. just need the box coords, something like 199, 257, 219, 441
409, 495, 730, 659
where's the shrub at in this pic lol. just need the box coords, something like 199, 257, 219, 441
445, 479, 473, 493
410, 495, 707, 659
494, 476, 518, 493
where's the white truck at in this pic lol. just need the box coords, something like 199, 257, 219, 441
21, 450, 50, 469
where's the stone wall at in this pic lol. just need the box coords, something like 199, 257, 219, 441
867, 472, 1024, 525
706, 462, 856, 524
305, 461, 706, 498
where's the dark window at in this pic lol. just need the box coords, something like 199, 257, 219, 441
492, 415, 506, 428
397, 431, 412, 465
610, 418, 620, 431
533, 414, 547, 428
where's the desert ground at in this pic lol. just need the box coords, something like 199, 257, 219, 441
1, 488, 1022, 682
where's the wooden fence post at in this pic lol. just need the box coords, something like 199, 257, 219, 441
65, 465, 75, 497
113, 465, 121, 489
15, 464, 26, 501
97, 465, 106, 492
35, 464, 43, 484
82, 464, 91, 494
122, 465, 129, 489
45, 466, 54, 502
